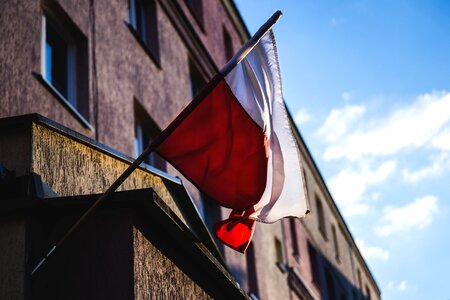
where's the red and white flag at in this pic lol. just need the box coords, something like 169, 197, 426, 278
153, 13, 309, 253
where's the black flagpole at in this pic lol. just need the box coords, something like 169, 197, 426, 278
30, 10, 283, 276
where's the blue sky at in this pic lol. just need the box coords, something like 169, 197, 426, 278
235, 1, 450, 299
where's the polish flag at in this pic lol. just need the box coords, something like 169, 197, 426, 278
154, 23, 309, 253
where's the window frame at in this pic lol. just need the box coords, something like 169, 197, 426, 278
289, 218, 301, 263
133, 99, 165, 171
184, 0, 204, 32
127, 0, 161, 68
331, 225, 341, 263
223, 26, 234, 62
316, 196, 328, 240
41, 14, 77, 107
36, 5, 92, 131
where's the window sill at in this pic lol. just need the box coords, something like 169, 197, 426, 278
32, 72, 94, 131
276, 261, 288, 273
125, 22, 161, 69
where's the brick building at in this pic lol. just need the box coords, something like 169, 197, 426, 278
0, 0, 380, 299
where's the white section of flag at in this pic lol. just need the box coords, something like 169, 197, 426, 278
225, 30, 309, 223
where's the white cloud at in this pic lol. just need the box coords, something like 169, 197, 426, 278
387, 280, 410, 292
329, 160, 396, 206
321, 91, 450, 161
397, 280, 408, 291
355, 239, 389, 261
344, 203, 369, 217
403, 152, 450, 183
317, 104, 366, 143
375, 195, 438, 236
294, 109, 312, 126
432, 128, 450, 151
342, 91, 352, 101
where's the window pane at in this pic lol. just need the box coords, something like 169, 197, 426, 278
189, 60, 205, 99
46, 23, 68, 99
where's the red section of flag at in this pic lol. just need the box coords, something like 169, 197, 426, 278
155, 78, 269, 252
156, 78, 269, 211
213, 210, 256, 253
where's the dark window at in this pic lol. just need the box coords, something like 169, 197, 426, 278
185, 0, 203, 28
302, 169, 308, 192
275, 237, 283, 263
308, 242, 320, 287
316, 196, 327, 239
357, 269, 362, 290
189, 59, 206, 99
332, 225, 340, 262
223, 26, 234, 62
325, 268, 336, 300
45, 24, 68, 99
365, 285, 371, 300
289, 218, 301, 261
134, 100, 165, 170
246, 243, 259, 297
129, 0, 159, 62
41, 3, 89, 123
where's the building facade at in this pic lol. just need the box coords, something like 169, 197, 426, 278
0, 0, 380, 299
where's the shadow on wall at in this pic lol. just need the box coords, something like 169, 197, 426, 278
225, 233, 373, 300
288, 242, 372, 300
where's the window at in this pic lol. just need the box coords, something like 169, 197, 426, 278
129, 0, 159, 64
185, 0, 203, 28
308, 242, 320, 287
189, 59, 206, 99
325, 268, 336, 300
223, 26, 234, 62
134, 100, 165, 170
274, 236, 287, 272
40, 2, 89, 125
357, 269, 362, 291
332, 225, 340, 262
246, 243, 259, 298
316, 196, 327, 239
365, 285, 371, 300
289, 218, 300, 262
302, 169, 308, 192
275, 237, 283, 263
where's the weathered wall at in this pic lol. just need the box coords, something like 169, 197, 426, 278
32, 210, 135, 300
30, 123, 187, 225
133, 227, 212, 300
0, 217, 26, 300
0, 124, 32, 300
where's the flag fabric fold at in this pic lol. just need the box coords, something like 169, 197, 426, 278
154, 27, 308, 253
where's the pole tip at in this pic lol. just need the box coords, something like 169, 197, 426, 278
272, 10, 283, 22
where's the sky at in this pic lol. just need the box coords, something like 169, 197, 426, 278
235, 1, 450, 299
